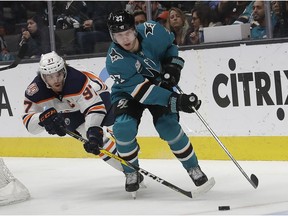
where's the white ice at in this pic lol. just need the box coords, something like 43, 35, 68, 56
1, 157, 288, 215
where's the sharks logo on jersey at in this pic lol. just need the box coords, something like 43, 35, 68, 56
144, 22, 155, 37
136, 58, 159, 78
143, 58, 159, 77
110, 74, 125, 84
109, 48, 124, 63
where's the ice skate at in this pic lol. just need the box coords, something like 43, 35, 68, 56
187, 165, 208, 187
125, 171, 144, 199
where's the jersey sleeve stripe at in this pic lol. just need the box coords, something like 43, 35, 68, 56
131, 79, 149, 97
87, 110, 106, 116
83, 102, 103, 115
138, 85, 154, 103
131, 79, 154, 103
22, 113, 35, 129
23, 113, 34, 125
86, 105, 106, 116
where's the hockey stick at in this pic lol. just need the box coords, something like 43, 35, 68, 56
175, 85, 259, 189
63, 128, 215, 199
0, 40, 28, 71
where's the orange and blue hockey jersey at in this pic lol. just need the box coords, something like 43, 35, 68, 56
22, 66, 112, 136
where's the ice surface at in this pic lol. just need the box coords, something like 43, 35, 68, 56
1, 157, 288, 215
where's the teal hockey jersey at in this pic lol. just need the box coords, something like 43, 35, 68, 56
106, 21, 179, 106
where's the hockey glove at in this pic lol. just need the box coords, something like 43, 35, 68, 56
168, 92, 201, 113
39, 107, 66, 136
161, 56, 185, 89
84, 126, 104, 155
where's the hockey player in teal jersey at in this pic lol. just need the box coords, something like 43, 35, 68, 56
105, 10, 208, 194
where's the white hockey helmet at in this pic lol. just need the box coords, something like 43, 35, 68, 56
39, 51, 66, 77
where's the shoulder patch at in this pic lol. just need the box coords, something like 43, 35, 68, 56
144, 22, 156, 37
26, 82, 39, 96
109, 48, 123, 63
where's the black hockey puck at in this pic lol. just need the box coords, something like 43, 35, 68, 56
218, 206, 230, 211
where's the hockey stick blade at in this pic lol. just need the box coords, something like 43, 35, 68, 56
175, 85, 259, 189
250, 174, 259, 188
192, 107, 259, 189
191, 177, 215, 198
0, 42, 28, 71
64, 128, 215, 199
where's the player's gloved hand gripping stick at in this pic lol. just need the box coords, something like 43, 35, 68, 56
39, 108, 66, 137
38, 108, 104, 156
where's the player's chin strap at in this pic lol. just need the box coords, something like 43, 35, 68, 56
174, 85, 259, 189
63, 127, 215, 199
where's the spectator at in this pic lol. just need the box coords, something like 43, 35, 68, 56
73, 1, 124, 54
168, 7, 191, 46
133, 10, 147, 25
0, 2, 28, 35
145, 1, 165, 21
125, 1, 146, 14
54, 1, 89, 31
55, 13, 82, 30
127, 1, 165, 21
21, 15, 51, 58
156, 10, 169, 29
189, 4, 222, 45
215, 1, 251, 25
272, 1, 288, 38
162, 1, 196, 13
0, 22, 14, 61
250, 1, 277, 39
271, 0, 282, 17
234, 1, 255, 24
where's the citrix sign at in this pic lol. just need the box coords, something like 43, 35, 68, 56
212, 58, 287, 121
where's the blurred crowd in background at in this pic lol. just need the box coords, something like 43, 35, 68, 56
1, 1, 288, 61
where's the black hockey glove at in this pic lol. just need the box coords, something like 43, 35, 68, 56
168, 92, 201, 113
84, 126, 104, 155
39, 108, 66, 136
161, 56, 185, 89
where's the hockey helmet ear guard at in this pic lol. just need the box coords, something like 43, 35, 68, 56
107, 10, 136, 43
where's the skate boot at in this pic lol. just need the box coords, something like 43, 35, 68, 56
187, 165, 208, 186
125, 171, 144, 192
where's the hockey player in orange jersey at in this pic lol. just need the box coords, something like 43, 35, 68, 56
22, 51, 123, 172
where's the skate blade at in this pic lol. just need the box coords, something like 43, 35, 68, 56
128, 181, 146, 199
130, 191, 137, 199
